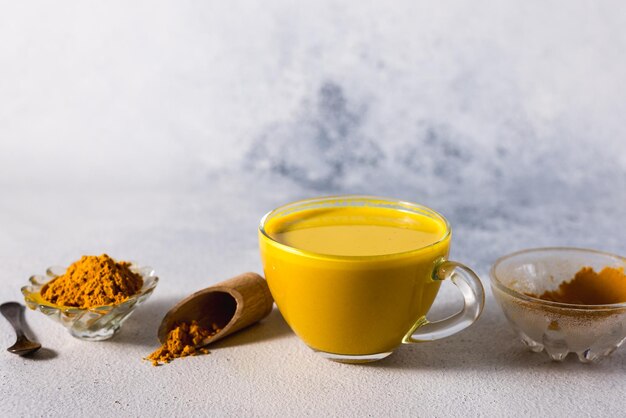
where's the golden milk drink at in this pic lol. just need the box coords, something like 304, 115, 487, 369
259, 199, 451, 356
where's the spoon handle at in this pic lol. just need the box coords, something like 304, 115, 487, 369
1, 302, 27, 340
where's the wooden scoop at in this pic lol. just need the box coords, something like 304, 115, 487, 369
158, 272, 274, 345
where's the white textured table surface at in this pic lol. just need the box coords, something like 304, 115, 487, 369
1, 2, 626, 417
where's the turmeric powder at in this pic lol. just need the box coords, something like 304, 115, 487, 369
40, 254, 143, 308
146, 321, 220, 366
527, 266, 626, 305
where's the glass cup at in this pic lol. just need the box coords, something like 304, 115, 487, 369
258, 195, 485, 363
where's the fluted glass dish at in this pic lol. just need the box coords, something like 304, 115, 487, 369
22, 263, 158, 341
491, 247, 626, 363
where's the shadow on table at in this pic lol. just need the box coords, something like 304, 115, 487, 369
366, 305, 626, 375
212, 308, 293, 349
28, 347, 58, 361
109, 296, 182, 348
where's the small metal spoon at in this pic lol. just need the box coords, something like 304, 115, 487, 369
1, 302, 41, 356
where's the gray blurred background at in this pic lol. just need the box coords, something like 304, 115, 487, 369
1, 1, 624, 274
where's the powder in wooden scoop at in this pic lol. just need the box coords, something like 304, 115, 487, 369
146, 321, 221, 366
527, 266, 626, 305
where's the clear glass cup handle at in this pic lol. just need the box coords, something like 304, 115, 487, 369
404, 260, 485, 343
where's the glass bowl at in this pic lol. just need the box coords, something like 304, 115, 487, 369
22, 262, 158, 341
490, 247, 626, 363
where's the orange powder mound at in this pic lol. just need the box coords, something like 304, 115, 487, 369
146, 321, 221, 366
528, 266, 626, 305
40, 254, 143, 308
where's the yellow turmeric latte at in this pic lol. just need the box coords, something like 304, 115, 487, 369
260, 204, 450, 355
146, 321, 220, 366
40, 254, 143, 308
527, 266, 626, 305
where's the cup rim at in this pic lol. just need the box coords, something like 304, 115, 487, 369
258, 195, 451, 261
490, 246, 626, 310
